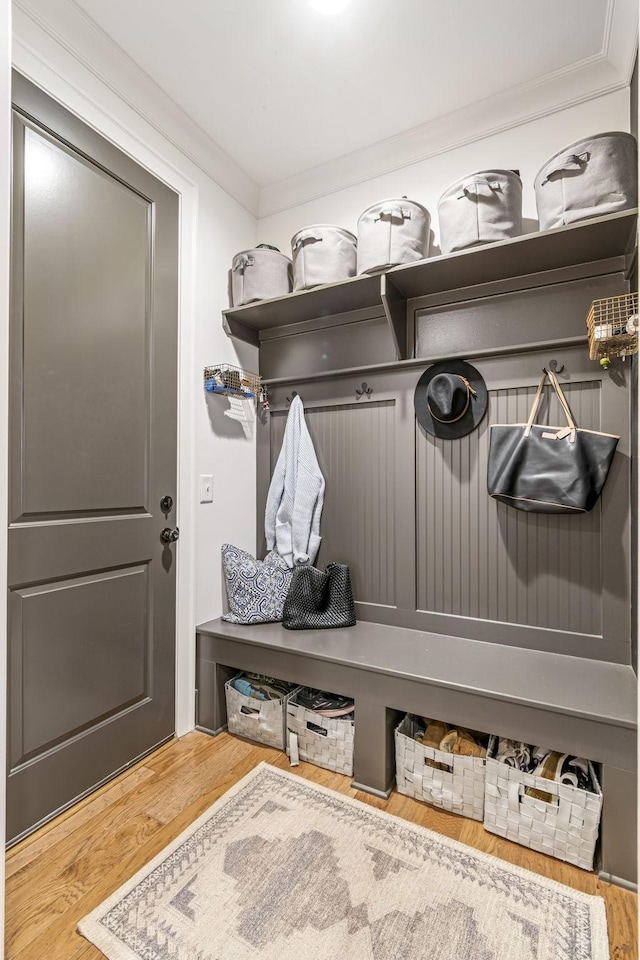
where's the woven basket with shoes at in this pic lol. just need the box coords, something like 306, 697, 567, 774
395, 715, 487, 821
483, 736, 603, 870
286, 689, 355, 776
225, 674, 300, 751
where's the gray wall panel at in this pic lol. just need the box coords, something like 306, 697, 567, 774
270, 399, 396, 606
599, 764, 638, 884
415, 274, 626, 360
260, 314, 394, 381
259, 347, 631, 662
417, 380, 604, 635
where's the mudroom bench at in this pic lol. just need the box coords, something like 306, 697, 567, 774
195, 617, 637, 887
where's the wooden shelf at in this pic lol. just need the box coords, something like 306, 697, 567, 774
222, 273, 382, 346
222, 209, 638, 358
387, 207, 637, 299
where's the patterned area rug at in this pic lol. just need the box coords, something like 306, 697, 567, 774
79, 762, 609, 960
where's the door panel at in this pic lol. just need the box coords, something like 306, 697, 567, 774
20, 124, 150, 518
10, 566, 150, 765
7, 73, 179, 843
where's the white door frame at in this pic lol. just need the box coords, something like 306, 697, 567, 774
8, 52, 200, 738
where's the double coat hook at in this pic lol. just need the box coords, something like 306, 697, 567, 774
544, 359, 565, 375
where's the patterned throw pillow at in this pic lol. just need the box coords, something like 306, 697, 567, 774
221, 544, 293, 624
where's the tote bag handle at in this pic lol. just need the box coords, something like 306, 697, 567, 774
524, 369, 577, 443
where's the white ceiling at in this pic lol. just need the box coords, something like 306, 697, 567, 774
72, 0, 612, 186
13, 0, 639, 214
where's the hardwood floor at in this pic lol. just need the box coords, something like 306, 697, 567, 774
5, 731, 638, 959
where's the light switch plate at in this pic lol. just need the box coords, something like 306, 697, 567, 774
200, 475, 213, 503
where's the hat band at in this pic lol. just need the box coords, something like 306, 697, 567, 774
427, 376, 477, 424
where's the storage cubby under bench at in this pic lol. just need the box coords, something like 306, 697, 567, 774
196, 616, 637, 888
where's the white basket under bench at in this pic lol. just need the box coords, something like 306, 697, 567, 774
225, 674, 298, 751
286, 694, 355, 776
395, 715, 486, 821
483, 736, 603, 870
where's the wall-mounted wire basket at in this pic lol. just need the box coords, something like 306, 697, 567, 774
586, 292, 638, 369
203, 363, 262, 401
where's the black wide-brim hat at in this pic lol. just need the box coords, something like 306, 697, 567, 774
414, 359, 488, 439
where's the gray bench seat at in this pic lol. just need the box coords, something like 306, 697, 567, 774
196, 617, 637, 885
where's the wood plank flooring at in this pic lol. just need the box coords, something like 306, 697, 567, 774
5, 731, 638, 959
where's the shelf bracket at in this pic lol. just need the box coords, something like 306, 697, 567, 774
222, 313, 260, 348
380, 274, 409, 361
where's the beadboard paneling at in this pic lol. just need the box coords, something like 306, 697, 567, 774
259, 348, 632, 661
416, 380, 603, 634
270, 400, 396, 606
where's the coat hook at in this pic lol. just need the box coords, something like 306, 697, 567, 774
286, 390, 299, 403
355, 381, 373, 397
544, 360, 564, 375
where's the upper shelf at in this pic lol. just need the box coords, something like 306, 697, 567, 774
222, 209, 638, 353
387, 207, 637, 299
222, 272, 382, 344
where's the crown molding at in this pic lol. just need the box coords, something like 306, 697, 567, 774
11, 0, 637, 222
259, 0, 638, 218
259, 56, 628, 218
12, 0, 261, 216
603, 0, 639, 82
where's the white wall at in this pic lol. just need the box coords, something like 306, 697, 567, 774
257, 89, 631, 252
193, 175, 261, 628
12, 17, 258, 735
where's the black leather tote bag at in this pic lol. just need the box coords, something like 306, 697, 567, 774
487, 369, 619, 513
283, 562, 356, 630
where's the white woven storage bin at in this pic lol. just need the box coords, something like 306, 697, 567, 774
286, 696, 355, 776
230, 245, 292, 305
483, 736, 603, 871
395, 715, 486, 821
356, 197, 430, 274
225, 675, 297, 750
291, 224, 357, 290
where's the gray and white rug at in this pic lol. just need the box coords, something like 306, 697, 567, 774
79, 761, 609, 960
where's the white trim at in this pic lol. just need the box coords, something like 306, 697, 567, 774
10, 53, 200, 740
258, 55, 629, 217
12, 0, 260, 216
603, 0, 639, 84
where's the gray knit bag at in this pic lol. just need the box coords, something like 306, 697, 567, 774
283, 563, 356, 630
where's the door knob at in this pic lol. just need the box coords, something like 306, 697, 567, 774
161, 527, 180, 544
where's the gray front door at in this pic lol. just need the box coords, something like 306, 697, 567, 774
7, 74, 179, 843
